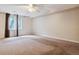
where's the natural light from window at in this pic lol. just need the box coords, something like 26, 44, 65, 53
9, 15, 23, 30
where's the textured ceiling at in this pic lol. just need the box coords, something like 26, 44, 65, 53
0, 4, 78, 17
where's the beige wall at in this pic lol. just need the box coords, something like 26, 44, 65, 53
0, 13, 5, 39
32, 7, 79, 42
18, 16, 32, 36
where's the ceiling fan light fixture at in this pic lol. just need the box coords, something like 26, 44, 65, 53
27, 4, 38, 12
28, 7, 36, 12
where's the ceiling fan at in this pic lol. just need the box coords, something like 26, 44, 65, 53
27, 4, 38, 12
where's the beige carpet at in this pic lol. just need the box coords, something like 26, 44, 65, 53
0, 35, 63, 55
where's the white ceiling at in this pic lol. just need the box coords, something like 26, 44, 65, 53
0, 4, 78, 18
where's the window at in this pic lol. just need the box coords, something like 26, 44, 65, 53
9, 15, 17, 30
18, 16, 23, 30
9, 15, 23, 30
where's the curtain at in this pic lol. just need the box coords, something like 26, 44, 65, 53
5, 13, 10, 38
16, 15, 18, 36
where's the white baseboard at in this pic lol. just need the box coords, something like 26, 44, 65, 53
37, 34, 79, 43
